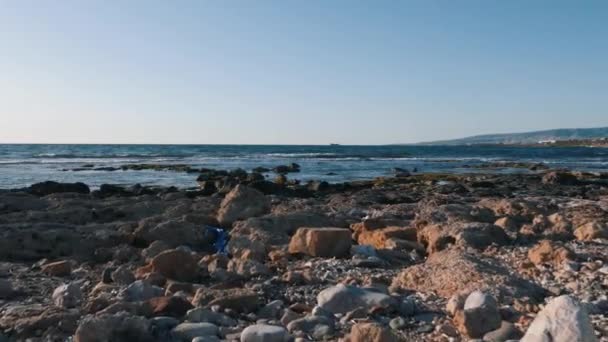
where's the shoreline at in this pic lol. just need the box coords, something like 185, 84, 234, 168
0, 169, 607, 340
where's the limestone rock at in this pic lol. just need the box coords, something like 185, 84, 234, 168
521, 295, 597, 342
217, 185, 271, 226
288, 227, 352, 258
528, 240, 575, 267
574, 221, 608, 241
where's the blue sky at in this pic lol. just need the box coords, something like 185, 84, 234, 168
1, 0, 606, 144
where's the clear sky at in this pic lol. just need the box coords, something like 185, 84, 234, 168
1, 1, 606, 145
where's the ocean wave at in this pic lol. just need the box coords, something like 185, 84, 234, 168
33, 153, 194, 159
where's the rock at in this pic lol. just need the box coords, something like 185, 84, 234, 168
528, 240, 575, 267
454, 291, 501, 338
134, 219, 215, 250
227, 259, 270, 278
147, 296, 194, 317
74, 312, 152, 342
521, 295, 597, 342
542, 171, 579, 185
171, 322, 219, 341
391, 249, 546, 301
258, 300, 284, 319
355, 226, 417, 249
28, 181, 90, 196
151, 249, 200, 282
483, 321, 523, 342
317, 284, 395, 314
350, 323, 398, 342
120, 280, 164, 302
286, 315, 334, 334
142, 240, 171, 260
288, 227, 352, 258
185, 308, 237, 326
0, 279, 16, 299
217, 185, 271, 226
41, 260, 72, 277
446, 293, 466, 316
574, 221, 608, 241
241, 324, 291, 342
231, 212, 333, 246
192, 288, 260, 313
389, 317, 406, 330
52, 283, 82, 308
418, 222, 508, 254
111, 265, 135, 285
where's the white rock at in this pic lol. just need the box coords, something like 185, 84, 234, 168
521, 295, 597, 342
241, 324, 291, 342
317, 284, 395, 314
52, 283, 81, 308
459, 291, 501, 338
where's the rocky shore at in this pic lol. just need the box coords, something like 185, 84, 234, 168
0, 169, 607, 341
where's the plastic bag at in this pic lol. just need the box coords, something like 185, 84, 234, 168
206, 225, 228, 255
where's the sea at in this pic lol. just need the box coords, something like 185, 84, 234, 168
0, 144, 607, 189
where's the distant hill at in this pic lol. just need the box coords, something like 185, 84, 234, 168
420, 127, 608, 145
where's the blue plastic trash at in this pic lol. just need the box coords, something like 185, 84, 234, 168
206, 226, 228, 254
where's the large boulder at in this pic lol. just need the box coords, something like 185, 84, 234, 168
521, 295, 597, 342
217, 185, 271, 226
317, 284, 396, 314
288, 228, 352, 258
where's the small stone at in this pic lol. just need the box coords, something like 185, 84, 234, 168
455, 290, 501, 338
389, 317, 406, 330
171, 322, 219, 341
52, 283, 82, 308
317, 284, 395, 314
240, 324, 291, 342
120, 280, 164, 302
350, 323, 398, 342
111, 265, 135, 285
446, 293, 466, 316
258, 300, 284, 319
483, 321, 523, 342
186, 308, 237, 327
